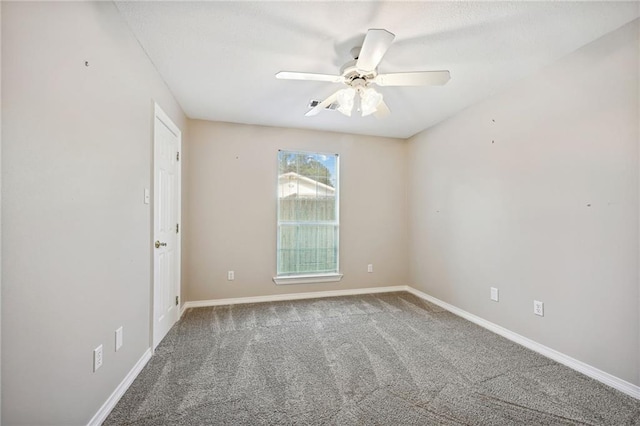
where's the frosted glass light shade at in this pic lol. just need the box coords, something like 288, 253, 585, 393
337, 88, 356, 116
360, 88, 383, 117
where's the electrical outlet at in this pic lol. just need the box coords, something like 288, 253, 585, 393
490, 287, 499, 302
367, 264, 373, 273
227, 271, 235, 281
534, 300, 544, 317
115, 327, 123, 352
93, 345, 103, 372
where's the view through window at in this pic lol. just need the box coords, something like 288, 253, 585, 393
277, 150, 339, 276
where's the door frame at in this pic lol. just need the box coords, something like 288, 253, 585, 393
152, 102, 182, 351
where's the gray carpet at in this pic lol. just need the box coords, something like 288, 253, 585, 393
105, 292, 640, 425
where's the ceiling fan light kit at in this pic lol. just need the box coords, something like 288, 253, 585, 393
335, 84, 383, 117
360, 88, 383, 117
336, 88, 356, 117
276, 28, 450, 119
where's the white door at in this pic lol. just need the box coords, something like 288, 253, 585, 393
153, 104, 181, 349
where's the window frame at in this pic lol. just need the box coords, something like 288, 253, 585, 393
273, 149, 343, 285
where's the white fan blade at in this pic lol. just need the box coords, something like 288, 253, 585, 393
373, 71, 450, 86
356, 29, 395, 71
373, 100, 391, 119
276, 71, 343, 83
305, 90, 341, 117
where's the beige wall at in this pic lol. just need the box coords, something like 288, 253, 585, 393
407, 20, 640, 386
184, 120, 408, 301
2, 2, 186, 424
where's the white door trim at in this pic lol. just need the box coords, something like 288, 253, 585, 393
152, 103, 181, 350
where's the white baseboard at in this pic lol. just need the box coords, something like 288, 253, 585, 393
180, 302, 188, 319
405, 286, 640, 400
180, 285, 408, 314
87, 348, 152, 426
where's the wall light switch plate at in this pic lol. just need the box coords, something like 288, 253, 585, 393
367, 264, 373, 273
115, 326, 123, 352
227, 271, 235, 281
144, 188, 150, 204
490, 287, 499, 302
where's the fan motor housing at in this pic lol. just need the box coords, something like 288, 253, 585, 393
340, 60, 376, 85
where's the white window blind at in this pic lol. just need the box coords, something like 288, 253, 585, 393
277, 150, 339, 278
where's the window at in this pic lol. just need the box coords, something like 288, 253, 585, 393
274, 150, 342, 284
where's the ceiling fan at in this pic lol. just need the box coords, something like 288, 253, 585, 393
276, 29, 450, 119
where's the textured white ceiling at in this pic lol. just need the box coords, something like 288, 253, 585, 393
115, 1, 639, 139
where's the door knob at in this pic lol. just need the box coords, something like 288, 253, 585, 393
155, 240, 167, 249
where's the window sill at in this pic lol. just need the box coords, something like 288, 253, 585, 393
272, 273, 344, 285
